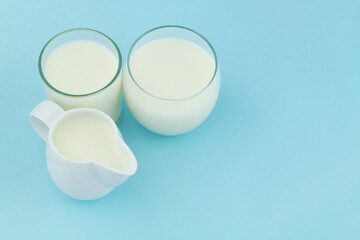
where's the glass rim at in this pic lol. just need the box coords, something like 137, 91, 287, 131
38, 28, 122, 97
126, 25, 219, 101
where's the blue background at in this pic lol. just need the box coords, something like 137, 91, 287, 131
0, 0, 359, 239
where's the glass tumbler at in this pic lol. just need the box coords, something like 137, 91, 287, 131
39, 28, 122, 121
123, 25, 220, 135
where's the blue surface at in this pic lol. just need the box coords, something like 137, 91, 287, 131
0, 0, 359, 239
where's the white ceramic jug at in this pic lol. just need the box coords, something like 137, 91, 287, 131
29, 100, 137, 200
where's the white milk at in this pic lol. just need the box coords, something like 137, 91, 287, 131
129, 38, 215, 99
45, 40, 117, 95
124, 38, 220, 135
53, 114, 128, 171
42, 40, 122, 121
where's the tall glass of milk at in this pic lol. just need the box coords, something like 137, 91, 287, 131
39, 28, 122, 121
123, 26, 220, 135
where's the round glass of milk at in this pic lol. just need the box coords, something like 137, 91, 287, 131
39, 28, 122, 121
123, 25, 220, 135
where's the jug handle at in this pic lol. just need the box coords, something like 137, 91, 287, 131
29, 100, 64, 142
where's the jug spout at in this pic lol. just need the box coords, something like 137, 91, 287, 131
93, 141, 138, 187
